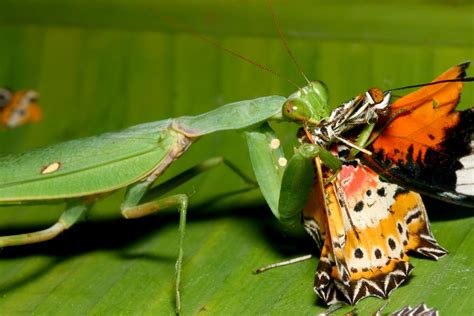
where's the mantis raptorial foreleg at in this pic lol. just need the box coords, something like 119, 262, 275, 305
246, 123, 340, 227
120, 156, 256, 314
0, 200, 91, 247
246, 123, 342, 273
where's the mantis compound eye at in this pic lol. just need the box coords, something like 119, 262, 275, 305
282, 98, 312, 123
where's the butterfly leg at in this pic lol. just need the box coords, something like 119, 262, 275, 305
254, 254, 313, 274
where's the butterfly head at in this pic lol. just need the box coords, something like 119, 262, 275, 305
282, 81, 330, 125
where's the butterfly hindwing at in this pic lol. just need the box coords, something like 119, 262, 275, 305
303, 159, 446, 305
364, 62, 473, 206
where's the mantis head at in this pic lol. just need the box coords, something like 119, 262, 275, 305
282, 81, 330, 125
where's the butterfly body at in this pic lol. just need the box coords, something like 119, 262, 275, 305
312, 88, 390, 147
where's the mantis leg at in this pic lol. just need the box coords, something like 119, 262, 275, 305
0, 200, 91, 247
246, 123, 320, 227
122, 194, 188, 314
120, 157, 256, 314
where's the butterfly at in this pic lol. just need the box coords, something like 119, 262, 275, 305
302, 62, 473, 305
0, 88, 42, 129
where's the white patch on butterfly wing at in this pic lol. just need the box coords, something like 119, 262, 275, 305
455, 141, 474, 195
456, 184, 474, 195
337, 164, 397, 230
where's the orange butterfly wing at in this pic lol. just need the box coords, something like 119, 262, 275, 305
303, 160, 446, 305
365, 63, 473, 206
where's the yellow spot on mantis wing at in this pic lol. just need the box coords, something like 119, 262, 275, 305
41, 162, 62, 174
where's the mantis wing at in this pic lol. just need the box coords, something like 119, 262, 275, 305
0, 120, 188, 201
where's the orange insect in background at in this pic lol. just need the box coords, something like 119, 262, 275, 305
0, 88, 42, 129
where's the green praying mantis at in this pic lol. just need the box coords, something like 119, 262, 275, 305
1, 78, 371, 312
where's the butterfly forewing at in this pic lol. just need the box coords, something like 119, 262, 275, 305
365, 62, 474, 206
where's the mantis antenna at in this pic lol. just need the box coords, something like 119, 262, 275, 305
267, 0, 312, 85
159, 14, 301, 90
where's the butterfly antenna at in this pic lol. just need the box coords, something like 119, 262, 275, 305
388, 77, 474, 92
160, 15, 300, 90
267, 0, 311, 85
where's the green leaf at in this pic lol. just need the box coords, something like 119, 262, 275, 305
0, 0, 472, 315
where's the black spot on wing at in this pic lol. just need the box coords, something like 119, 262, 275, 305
397, 223, 403, 234
374, 248, 382, 259
354, 201, 364, 212
406, 210, 422, 224
388, 238, 397, 250
377, 187, 386, 197
354, 248, 364, 258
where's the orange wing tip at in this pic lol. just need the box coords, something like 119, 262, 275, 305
315, 259, 413, 305
437, 61, 470, 81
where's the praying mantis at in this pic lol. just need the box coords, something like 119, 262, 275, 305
0, 79, 351, 313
